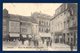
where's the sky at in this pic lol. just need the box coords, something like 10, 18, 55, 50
3, 3, 62, 16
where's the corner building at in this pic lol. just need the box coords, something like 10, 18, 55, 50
50, 3, 77, 48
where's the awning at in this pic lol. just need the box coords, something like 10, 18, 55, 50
22, 35, 27, 38
39, 33, 51, 37
9, 33, 20, 37
55, 32, 62, 35
28, 34, 32, 38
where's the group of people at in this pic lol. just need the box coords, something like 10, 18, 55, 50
21, 37, 53, 47
46, 39, 52, 46
21, 37, 39, 47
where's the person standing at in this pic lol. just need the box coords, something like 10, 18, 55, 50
50, 39, 52, 46
70, 42, 73, 51
46, 40, 49, 47
22, 39, 25, 45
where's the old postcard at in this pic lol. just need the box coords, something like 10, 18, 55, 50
3, 3, 77, 51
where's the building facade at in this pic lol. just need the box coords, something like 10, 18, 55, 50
3, 9, 9, 40
3, 9, 38, 41
31, 12, 52, 45
50, 3, 77, 48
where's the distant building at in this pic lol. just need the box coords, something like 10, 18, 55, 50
50, 3, 77, 48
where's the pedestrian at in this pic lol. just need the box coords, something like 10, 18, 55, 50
70, 43, 73, 51
36, 40, 38, 46
22, 39, 24, 45
46, 40, 49, 46
34, 39, 36, 46
28, 38, 31, 46
50, 39, 52, 46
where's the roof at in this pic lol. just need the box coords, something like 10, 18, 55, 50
31, 12, 52, 20
9, 14, 38, 23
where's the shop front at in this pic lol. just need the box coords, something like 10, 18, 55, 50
9, 33, 20, 41
54, 32, 64, 43
39, 33, 52, 46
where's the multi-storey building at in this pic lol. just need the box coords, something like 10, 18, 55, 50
3, 9, 9, 40
50, 3, 77, 48
9, 14, 20, 40
31, 12, 52, 44
3, 9, 38, 41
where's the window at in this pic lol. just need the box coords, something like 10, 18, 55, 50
42, 21, 43, 25
71, 32, 73, 36
64, 21, 65, 24
67, 20, 69, 23
72, 17, 74, 20
47, 22, 48, 26
39, 21, 41, 25
71, 38, 73, 42
64, 21, 66, 28
9, 21, 20, 33
67, 33, 69, 36
21, 28, 27, 32
39, 27, 41, 32
63, 33, 65, 36
41, 28, 43, 32
45, 28, 49, 33
20, 22, 26, 26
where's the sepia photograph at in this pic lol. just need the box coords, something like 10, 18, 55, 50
3, 3, 77, 51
